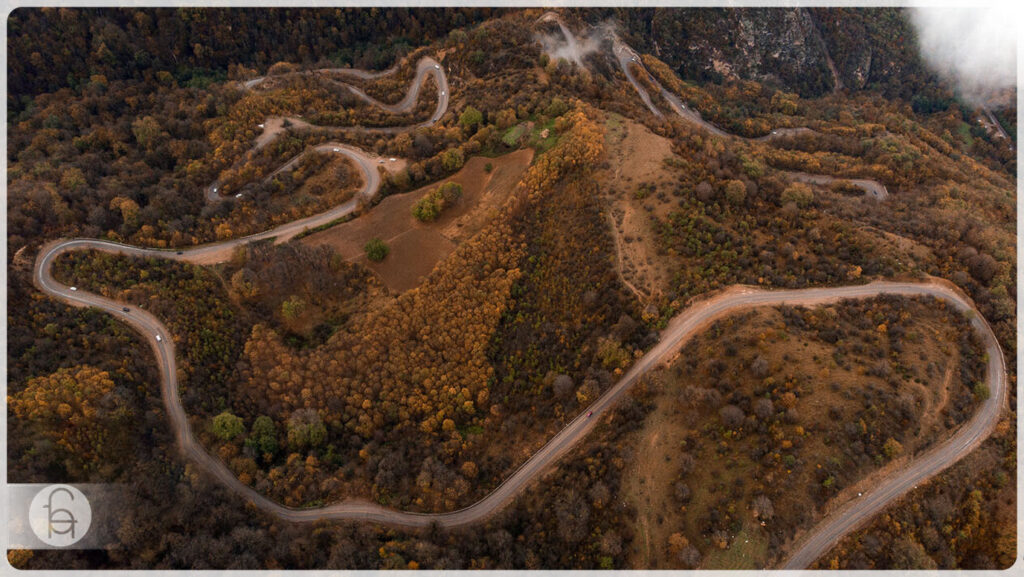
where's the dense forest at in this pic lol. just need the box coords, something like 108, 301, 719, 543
8, 7, 501, 106
44, 103, 616, 513
7, 6, 1016, 570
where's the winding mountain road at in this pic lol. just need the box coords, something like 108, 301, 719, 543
207, 57, 447, 203
242, 56, 448, 124
784, 171, 889, 200
34, 232, 1007, 544
190, 143, 380, 263
29, 23, 1008, 569
580, 13, 890, 202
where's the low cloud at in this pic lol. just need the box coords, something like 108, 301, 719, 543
536, 16, 609, 68
909, 7, 1017, 107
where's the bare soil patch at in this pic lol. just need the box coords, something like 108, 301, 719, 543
300, 149, 533, 292
357, 228, 456, 293
597, 114, 678, 300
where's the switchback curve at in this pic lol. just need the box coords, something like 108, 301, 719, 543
207, 56, 448, 203
33, 242, 1007, 542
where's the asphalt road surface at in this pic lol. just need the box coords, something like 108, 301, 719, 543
784, 171, 890, 201
188, 143, 380, 263
982, 106, 1015, 151
34, 239, 1008, 542
207, 57, 447, 203
606, 30, 890, 201
242, 57, 447, 123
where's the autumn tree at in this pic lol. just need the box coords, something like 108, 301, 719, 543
882, 437, 903, 459
724, 179, 747, 205
245, 415, 279, 459
753, 494, 774, 520
545, 97, 568, 117
213, 411, 245, 441
695, 181, 714, 202
440, 147, 465, 171
287, 408, 326, 451
10, 365, 132, 474
130, 115, 163, 150
781, 182, 814, 207
412, 182, 462, 222
753, 398, 774, 421
459, 105, 483, 130
281, 295, 306, 319
719, 404, 744, 429
552, 374, 574, 399
495, 108, 517, 130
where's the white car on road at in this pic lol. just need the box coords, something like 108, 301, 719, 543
69, 286, 77, 291
156, 335, 162, 342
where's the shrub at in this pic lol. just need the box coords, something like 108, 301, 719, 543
882, 437, 903, 459
724, 179, 747, 205
412, 182, 462, 222
972, 382, 990, 401
364, 237, 390, 262
440, 147, 465, 172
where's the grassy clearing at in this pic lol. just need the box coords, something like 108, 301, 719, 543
529, 118, 559, 152
605, 112, 625, 139
702, 522, 770, 569
502, 123, 529, 146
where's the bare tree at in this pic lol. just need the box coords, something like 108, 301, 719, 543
754, 398, 775, 421
678, 545, 701, 569
750, 355, 770, 378
552, 374, 574, 399
753, 494, 774, 520
719, 404, 744, 428
674, 481, 692, 503
677, 452, 696, 476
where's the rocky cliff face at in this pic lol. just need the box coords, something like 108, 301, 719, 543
577, 7, 835, 97
574, 7, 931, 100
725, 8, 836, 95
809, 8, 933, 100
